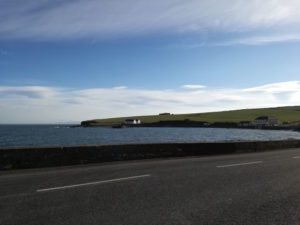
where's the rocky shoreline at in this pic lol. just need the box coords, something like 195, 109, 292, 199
80, 120, 300, 132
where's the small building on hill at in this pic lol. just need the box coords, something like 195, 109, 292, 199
252, 116, 279, 127
124, 119, 141, 125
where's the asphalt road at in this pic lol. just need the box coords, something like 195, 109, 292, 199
1, 148, 300, 225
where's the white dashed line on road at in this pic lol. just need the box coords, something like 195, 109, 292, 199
216, 161, 263, 168
37, 174, 151, 192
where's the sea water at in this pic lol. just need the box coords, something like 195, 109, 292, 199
1, 125, 300, 148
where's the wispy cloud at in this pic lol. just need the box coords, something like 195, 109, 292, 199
243, 81, 300, 93
173, 33, 300, 49
1, 0, 300, 45
212, 33, 300, 47
0, 86, 58, 98
182, 85, 206, 90
0, 81, 300, 123
231, 34, 300, 46
113, 86, 127, 90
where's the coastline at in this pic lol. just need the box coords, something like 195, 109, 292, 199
80, 121, 300, 132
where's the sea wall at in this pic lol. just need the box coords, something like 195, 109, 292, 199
1, 140, 300, 170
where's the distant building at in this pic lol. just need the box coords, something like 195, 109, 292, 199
252, 116, 279, 127
239, 121, 251, 127
159, 113, 171, 116
124, 119, 141, 125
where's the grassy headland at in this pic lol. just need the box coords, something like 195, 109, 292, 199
81, 106, 300, 127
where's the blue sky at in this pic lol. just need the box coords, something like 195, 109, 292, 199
2, 40, 300, 89
1, 0, 300, 123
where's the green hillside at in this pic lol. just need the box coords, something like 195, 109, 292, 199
82, 106, 300, 126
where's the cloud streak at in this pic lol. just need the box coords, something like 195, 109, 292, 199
1, 0, 300, 45
0, 81, 300, 123
182, 85, 206, 90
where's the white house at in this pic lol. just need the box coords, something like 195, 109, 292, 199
124, 119, 141, 125
252, 116, 279, 127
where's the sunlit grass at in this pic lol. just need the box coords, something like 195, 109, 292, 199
83, 106, 300, 126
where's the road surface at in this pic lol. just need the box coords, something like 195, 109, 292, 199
1, 148, 300, 225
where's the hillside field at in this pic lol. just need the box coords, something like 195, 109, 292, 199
81, 106, 300, 126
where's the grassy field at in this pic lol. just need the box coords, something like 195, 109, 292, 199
82, 106, 300, 126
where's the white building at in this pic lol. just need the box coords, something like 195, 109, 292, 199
124, 119, 141, 125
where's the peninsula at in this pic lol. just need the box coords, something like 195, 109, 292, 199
81, 106, 300, 130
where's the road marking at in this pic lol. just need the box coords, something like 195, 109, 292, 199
36, 174, 151, 192
216, 161, 263, 168
293, 156, 300, 159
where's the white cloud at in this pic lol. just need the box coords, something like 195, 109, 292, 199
182, 85, 206, 89
0, 86, 58, 98
0, 81, 300, 124
214, 33, 300, 46
1, 0, 300, 45
173, 33, 300, 49
243, 81, 300, 93
113, 86, 127, 90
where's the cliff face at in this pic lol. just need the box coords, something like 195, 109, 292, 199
81, 120, 97, 127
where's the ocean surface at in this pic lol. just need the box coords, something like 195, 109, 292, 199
1, 125, 300, 148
